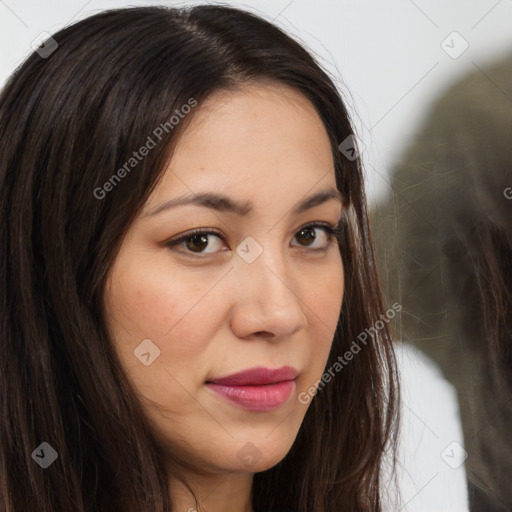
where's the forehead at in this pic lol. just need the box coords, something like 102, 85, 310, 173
143, 82, 337, 216
174, 80, 331, 155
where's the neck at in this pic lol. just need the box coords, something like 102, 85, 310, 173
169, 470, 254, 512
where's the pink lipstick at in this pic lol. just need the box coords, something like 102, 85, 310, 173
205, 366, 297, 412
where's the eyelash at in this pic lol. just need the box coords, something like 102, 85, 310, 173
165, 221, 344, 256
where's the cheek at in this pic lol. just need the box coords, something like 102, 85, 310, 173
308, 254, 344, 327
103, 255, 227, 398
104, 267, 222, 436
306, 257, 344, 366
106, 254, 205, 346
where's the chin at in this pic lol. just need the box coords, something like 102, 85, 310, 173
224, 437, 295, 474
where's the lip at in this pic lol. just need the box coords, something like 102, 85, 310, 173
205, 366, 298, 412
207, 366, 298, 386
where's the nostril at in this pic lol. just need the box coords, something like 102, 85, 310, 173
254, 331, 273, 337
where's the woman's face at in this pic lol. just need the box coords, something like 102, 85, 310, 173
103, 81, 344, 474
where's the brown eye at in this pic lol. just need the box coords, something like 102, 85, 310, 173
184, 234, 210, 253
166, 230, 226, 255
295, 226, 317, 246
291, 223, 342, 250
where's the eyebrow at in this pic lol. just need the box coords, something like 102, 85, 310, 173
144, 187, 344, 218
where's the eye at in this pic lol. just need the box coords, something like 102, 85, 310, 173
166, 229, 226, 255
165, 222, 343, 256
291, 222, 343, 249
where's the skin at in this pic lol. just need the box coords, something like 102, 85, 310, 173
103, 81, 345, 512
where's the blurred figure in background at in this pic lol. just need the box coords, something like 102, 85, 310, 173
372, 50, 512, 511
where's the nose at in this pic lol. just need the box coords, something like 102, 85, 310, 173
229, 245, 308, 340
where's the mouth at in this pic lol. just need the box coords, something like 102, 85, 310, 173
205, 366, 298, 412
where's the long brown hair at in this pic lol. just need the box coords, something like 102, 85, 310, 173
0, 5, 399, 511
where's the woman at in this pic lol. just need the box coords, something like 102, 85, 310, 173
0, 5, 399, 511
